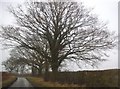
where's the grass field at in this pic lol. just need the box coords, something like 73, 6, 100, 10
0, 72, 2, 88
26, 69, 119, 88
26, 76, 81, 88
2, 72, 17, 88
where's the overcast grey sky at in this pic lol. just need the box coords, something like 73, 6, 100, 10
0, 0, 119, 71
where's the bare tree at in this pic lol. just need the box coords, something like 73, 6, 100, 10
0, 1, 116, 73
2, 57, 19, 73
11, 47, 46, 75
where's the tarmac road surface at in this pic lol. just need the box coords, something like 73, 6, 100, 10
9, 77, 33, 88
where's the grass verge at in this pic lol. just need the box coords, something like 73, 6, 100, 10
26, 76, 82, 88
2, 76, 17, 88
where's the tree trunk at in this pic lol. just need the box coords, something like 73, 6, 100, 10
44, 61, 49, 81
31, 66, 36, 76
51, 65, 59, 82
38, 68, 42, 75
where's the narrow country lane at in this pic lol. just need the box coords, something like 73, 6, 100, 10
8, 77, 33, 88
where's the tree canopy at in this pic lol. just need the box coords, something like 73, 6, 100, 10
1, 1, 116, 73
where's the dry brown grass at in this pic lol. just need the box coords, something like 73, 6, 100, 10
0, 72, 2, 88
2, 72, 17, 88
2, 76, 16, 87
27, 69, 119, 88
26, 76, 81, 88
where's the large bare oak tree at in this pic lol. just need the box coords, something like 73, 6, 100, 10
0, 1, 116, 73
